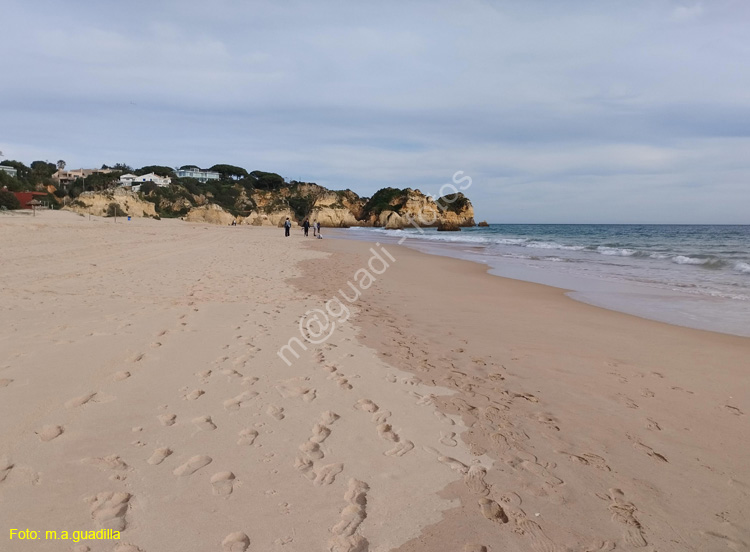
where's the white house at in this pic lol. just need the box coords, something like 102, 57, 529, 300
175, 168, 220, 183
119, 173, 137, 187
0, 165, 18, 178
132, 172, 171, 187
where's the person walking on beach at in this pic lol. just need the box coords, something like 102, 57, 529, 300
316, 221, 322, 239
313, 220, 317, 237
303, 219, 310, 237
284, 217, 291, 237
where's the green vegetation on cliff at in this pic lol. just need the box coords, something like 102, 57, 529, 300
361, 187, 407, 217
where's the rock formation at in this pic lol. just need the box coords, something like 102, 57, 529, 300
62, 189, 157, 218
61, 181, 475, 229
437, 221, 461, 231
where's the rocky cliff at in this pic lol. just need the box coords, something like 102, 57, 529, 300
363, 188, 474, 229
64, 182, 475, 229
62, 189, 157, 218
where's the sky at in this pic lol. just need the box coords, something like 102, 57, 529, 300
2, 0, 749, 223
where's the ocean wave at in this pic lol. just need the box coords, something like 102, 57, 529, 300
525, 241, 585, 251
597, 246, 638, 257
494, 238, 529, 245
735, 262, 750, 274
672, 255, 725, 268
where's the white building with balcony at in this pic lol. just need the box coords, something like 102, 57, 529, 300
175, 168, 220, 183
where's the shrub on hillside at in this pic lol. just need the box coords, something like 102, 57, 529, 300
106, 202, 127, 217
0, 189, 21, 209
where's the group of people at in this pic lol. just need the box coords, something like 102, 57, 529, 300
285, 217, 322, 239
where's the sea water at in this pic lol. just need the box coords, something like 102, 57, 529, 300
341, 224, 750, 337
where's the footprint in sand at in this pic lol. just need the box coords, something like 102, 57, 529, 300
440, 431, 458, 447
224, 391, 258, 411
434, 410, 456, 426
173, 455, 212, 476
192, 415, 217, 431
299, 441, 324, 460
724, 405, 744, 416
184, 389, 205, 401
82, 455, 128, 471
267, 405, 285, 420
158, 414, 177, 427
86, 491, 131, 531
376, 423, 398, 442
464, 546, 487, 552
211, 471, 236, 496
320, 411, 340, 425
385, 440, 414, 457
0, 378, 14, 388
1, 456, 13, 482
556, 451, 611, 472
354, 399, 379, 413
37, 425, 64, 442
65, 392, 97, 409
329, 479, 369, 551
464, 465, 490, 496
310, 423, 331, 444
645, 418, 661, 431
276, 381, 317, 402
221, 369, 243, 379
147, 448, 172, 465
197, 369, 212, 381
114, 371, 131, 381
372, 410, 391, 424
313, 463, 344, 486
607, 488, 647, 548
478, 498, 509, 523
237, 429, 259, 446
439, 455, 469, 474
294, 455, 314, 478
517, 518, 563, 552
222, 532, 250, 551
627, 435, 668, 463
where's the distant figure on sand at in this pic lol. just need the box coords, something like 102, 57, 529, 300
316, 221, 322, 239
284, 218, 291, 237
313, 220, 317, 237
303, 219, 310, 237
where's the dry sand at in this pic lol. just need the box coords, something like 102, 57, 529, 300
0, 210, 748, 552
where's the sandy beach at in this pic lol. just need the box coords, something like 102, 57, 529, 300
1, 210, 748, 552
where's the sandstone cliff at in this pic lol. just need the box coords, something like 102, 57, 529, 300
62, 189, 157, 218
62, 181, 475, 229
363, 188, 474, 229
185, 204, 236, 225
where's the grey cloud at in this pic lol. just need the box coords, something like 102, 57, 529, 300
2, 0, 750, 223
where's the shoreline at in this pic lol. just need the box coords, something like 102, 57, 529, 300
329, 227, 750, 338
298, 232, 750, 551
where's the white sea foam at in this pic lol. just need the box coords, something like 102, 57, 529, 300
597, 246, 637, 256
673, 255, 708, 265
525, 241, 585, 251
735, 262, 750, 274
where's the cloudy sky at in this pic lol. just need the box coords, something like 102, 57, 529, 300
2, 0, 749, 223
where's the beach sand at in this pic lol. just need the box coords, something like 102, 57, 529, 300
1, 210, 748, 552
